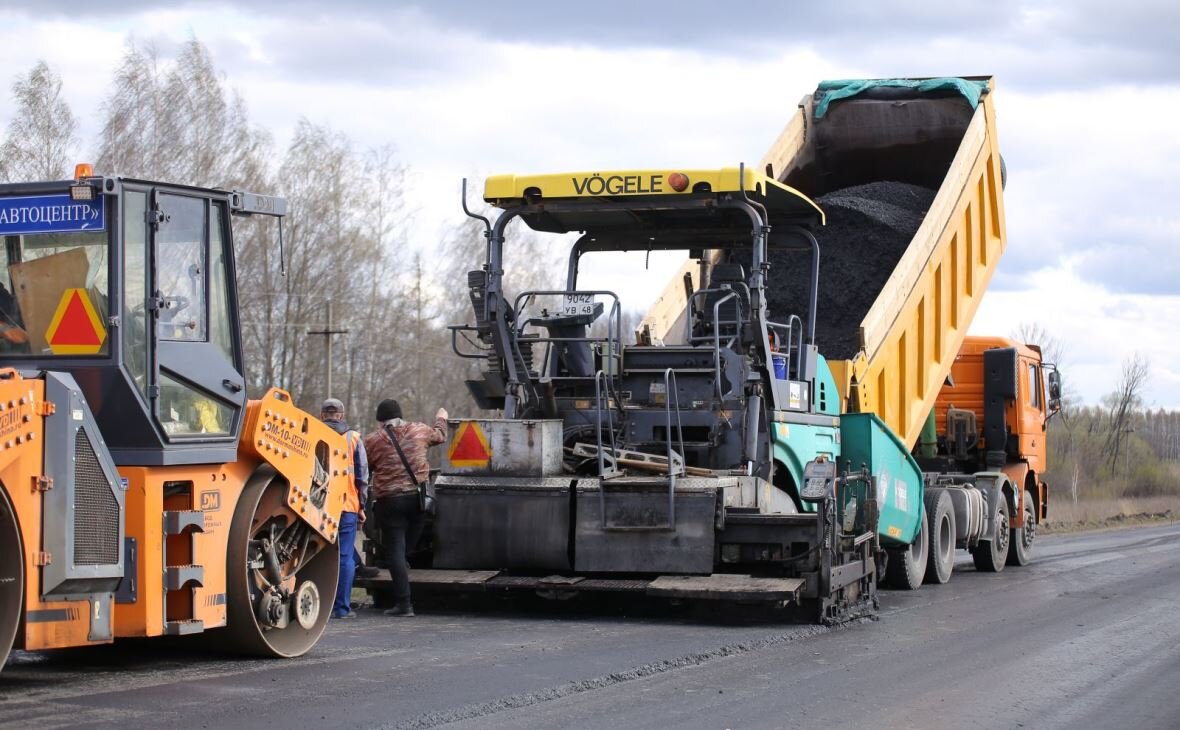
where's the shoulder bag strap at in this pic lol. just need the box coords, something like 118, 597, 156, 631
384, 425, 421, 487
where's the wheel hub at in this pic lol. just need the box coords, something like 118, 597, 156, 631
997, 514, 1010, 554
294, 580, 321, 630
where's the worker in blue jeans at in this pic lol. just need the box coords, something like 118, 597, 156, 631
320, 398, 369, 619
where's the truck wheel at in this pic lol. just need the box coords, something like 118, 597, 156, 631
1007, 489, 1036, 566
923, 490, 956, 585
971, 490, 1010, 572
0, 488, 22, 670
219, 470, 340, 658
884, 506, 928, 590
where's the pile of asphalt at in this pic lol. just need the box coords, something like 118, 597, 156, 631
765, 181, 936, 361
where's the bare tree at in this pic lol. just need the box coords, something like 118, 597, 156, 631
237, 121, 418, 420
1103, 353, 1150, 474
0, 60, 78, 182
1014, 321, 1064, 367
97, 39, 272, 188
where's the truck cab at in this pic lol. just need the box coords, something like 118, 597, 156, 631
929, 336, 1061, 522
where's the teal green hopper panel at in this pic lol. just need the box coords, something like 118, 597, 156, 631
839, 412, 923, 548
771, 420, 840, 515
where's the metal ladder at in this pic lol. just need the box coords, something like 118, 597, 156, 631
593, 368, 685, 531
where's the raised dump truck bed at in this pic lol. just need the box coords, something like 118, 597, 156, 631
643, 77, 1007, 450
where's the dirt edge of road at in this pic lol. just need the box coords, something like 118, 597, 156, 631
1042, 509, 1177, 534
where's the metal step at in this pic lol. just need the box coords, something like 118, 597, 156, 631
647, 574, 805, 602
164, 510, 206, 535
369, 568, 803, 603
165, 564, 204, 591
724, 512, 819, 527
164, 619, 204, 636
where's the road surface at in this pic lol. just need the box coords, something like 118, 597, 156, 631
1, 523, 1177, 729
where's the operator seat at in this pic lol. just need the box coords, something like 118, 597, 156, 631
693, 262, 747, 343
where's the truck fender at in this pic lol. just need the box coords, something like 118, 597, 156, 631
1001, 462, 1030, 528
973, 472, 1016, 541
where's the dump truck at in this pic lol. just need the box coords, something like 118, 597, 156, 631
0, 167, 351, 669
365, 77, 1058, 620
640, 76, 1062, 586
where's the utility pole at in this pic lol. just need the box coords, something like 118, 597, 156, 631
307, 300, 349, 398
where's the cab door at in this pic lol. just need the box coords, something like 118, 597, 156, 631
1016, 355, 1046, 473
148, 189, 246, 444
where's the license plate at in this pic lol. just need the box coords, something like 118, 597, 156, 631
561, 293, 596, 316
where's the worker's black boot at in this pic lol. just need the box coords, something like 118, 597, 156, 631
383, 601, 414, 617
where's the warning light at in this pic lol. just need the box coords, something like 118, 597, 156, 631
667, 172, 690, 192
447, 421, 491, 468
70, 163, 97, 201
45, 288, 106, 355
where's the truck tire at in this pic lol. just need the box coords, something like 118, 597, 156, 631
884, 507, 928, 590
923, 490, 956, 585
1007, 488, 1036, 566
971, 490, 1010, 572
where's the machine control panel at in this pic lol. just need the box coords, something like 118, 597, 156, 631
800, 458, 837, 502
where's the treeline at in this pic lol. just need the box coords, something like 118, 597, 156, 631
1045, 354, 1178, 500
0, 40, 565, 424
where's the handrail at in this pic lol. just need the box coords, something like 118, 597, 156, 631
662, 367, 685, 529
593, 369, 619, 479
595, 369, 623, 529
684, 285, 748, 346
447, 324, 492, 360
710, 293, 737, 402
512, 290, 622, 382
767, 313, 804, 379
787, 314, 803, 376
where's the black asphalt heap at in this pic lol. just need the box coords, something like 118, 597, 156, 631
765, 181, 936, 361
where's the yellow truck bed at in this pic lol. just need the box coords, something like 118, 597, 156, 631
642, 77, 1007, 450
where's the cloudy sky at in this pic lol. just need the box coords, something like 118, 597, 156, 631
1, 1, 1177, 408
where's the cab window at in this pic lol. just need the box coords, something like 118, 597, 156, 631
124, 190, 149, 393
0, 195, 109, 356
155, 194, 207, 342
159, 372, 232, 437
1028, 363, 1041, 409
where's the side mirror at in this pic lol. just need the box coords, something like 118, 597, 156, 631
1046, 367, 1063, 417
1047, 369, 1061, 400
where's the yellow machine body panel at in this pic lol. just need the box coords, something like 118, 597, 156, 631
485, 166, 825, 222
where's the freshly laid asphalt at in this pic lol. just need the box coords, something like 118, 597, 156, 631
2, 523, 1178, 729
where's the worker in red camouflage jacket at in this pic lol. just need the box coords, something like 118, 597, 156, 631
364, 399, 447, 617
